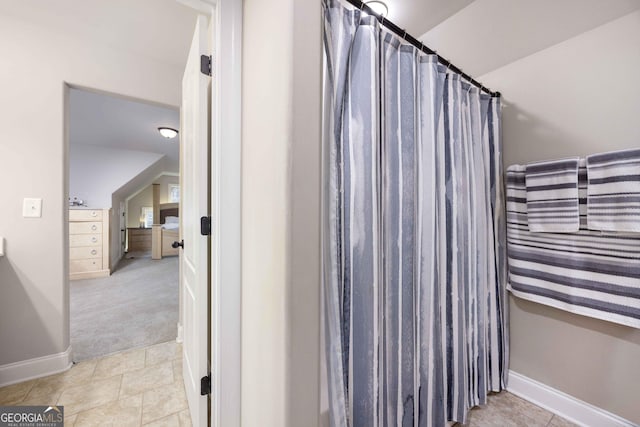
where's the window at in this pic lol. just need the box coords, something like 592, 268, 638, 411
168, 184, 180, 203
141, 206, 153, 228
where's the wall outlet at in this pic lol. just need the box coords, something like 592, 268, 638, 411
23, 198, 42, 218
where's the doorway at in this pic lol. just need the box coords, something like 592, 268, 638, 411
57, 1, 242, 424
66, 87, 182, 361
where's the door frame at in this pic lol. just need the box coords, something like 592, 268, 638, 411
177, 1, 242, 426
212, 0, 242, 423
62, 0, 242, 424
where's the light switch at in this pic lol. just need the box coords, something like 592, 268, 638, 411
23, 198, 42, 218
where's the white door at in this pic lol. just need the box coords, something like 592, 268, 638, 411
180, 14, 210, 427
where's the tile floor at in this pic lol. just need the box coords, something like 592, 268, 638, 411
0, 342, 578, 427
458, 391, 577, 427
0, 341, 191, 426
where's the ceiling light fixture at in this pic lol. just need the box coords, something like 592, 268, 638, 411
158, 127, 178, 139
365, 0, 388, 17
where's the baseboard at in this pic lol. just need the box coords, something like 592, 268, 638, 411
508, 370, 637, 427
176, 323, 183, 344
0, 347, 73, 388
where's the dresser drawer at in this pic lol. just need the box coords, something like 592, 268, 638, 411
69, 209, 103, 221
69, 233, 102, 247
69, 208, 110, 280
70, 258, 103, 273
69, 221, 102, 234
70, 246, 102, 260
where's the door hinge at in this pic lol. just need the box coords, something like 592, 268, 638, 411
200, 374, 211, 395
200, 55, 212, 76
200, 216, 211, 236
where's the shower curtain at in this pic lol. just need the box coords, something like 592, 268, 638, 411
321, 1, 508, 425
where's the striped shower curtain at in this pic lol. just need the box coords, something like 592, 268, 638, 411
321, 1, 508, 425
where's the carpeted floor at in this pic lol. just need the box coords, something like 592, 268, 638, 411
70, 251, 179, 361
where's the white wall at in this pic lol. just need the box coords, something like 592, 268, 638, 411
242, 0, 323, 425
70, 145, 164, 208
241, 0, 292, 424
0, 12, 181, 368
481, 10, 640, 423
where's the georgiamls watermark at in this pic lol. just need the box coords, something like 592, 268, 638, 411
0, 406, 64, 427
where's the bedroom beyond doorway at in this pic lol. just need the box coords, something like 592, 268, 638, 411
67, 87, 182, 361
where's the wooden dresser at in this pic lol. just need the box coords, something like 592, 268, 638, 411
127, 228, 152, 252
69, 208, 110, 280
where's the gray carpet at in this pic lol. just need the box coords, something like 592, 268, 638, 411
70, 252, 179, 361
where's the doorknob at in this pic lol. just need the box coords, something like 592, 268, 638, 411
172, 240, 184, 249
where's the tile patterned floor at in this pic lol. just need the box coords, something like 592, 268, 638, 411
457, 391, 578, 427
0, 341, 191, 427
0, 342, 578, 427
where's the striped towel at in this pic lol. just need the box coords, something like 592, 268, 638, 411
506, 164, 640, 329
525, 158, 580, 233
587, 148, 640, 232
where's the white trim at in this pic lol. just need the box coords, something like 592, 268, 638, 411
508, 370, 637, 427
0, 347, 73, 388
211, 0, 242, 426
176, 0, 242, 426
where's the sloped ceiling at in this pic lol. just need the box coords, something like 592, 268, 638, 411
70, 88, 180, 172
382, 0, 475, 36
417, 0, 640, 77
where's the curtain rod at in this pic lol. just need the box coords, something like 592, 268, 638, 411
344, 0, 501, 98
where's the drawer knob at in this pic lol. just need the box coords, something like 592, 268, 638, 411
91, 211, 97, 217
91, 237, 97, 243
91, 249, 97, 255
91, 225, 97, 231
